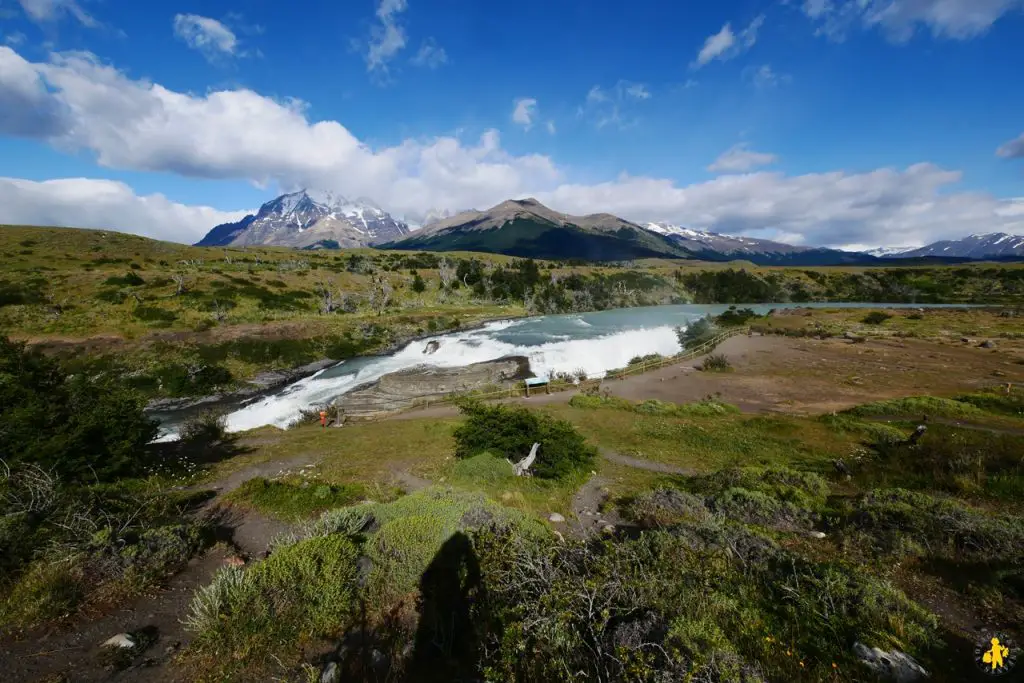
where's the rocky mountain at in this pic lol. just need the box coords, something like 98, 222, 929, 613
864, 246, 917, 257
872, 233, 1024, 260
196, 190, 409, 249
643, 223, 871, 266
384, 198, 691, 261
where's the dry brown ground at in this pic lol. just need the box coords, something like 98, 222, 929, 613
397, 333, 1024, 420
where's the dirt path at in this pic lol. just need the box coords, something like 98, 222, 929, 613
1, 451, 324, 683
600, 448, 696, 476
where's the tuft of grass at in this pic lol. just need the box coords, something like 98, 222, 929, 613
862, 311, 893, 325
845, 395, 989, 420
569, 394, 740, 417
698, 354, 732, 372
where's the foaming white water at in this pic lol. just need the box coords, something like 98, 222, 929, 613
221, 324, 681, 433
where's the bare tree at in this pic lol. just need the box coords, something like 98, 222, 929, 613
368, 275, 393, 316
210, 299, 229, 323
438, 257, 456, 290
171, 273, 188, 296
316, 279, 343, 314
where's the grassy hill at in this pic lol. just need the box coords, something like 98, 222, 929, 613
2, 224, 1023, 400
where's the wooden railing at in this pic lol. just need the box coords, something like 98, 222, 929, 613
342, 326, 750, 420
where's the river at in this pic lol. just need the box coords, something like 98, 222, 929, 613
152, 302, 979, 439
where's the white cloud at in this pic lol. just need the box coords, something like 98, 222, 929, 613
997, 132, 1024, 159
512, 97, 537, 129
410, 38, 447, 68
546, 120, 556, 135
800, 0, 1024, 43
173, 14, 240, 62
0, 177, 250, 243
624, 83, 651, 100
1, 45, 1021, 248
748, 64, 790, 88
540, 164, 1024, 249
708, 143, 779, 173
693, 14, 764, 68
4, 32, 27, 46
366, 0, 408, 73
17, 0, 96, 26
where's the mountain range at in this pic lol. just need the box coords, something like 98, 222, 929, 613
195, 191, 1024, 264
196, 190, 409, 249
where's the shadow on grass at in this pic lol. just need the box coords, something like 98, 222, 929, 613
408, 532, 483, 682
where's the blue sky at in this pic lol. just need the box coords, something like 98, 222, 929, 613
0, 0, 1022, 248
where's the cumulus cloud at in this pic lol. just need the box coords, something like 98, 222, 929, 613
540, 164, 1024, 249
173, 14, 241, 62
1, 45, 1021, 248
708, 143, 778, 173
0, 177, 250, 242
546, 120, 556, 135
624, 83, 651, 100
366, 0, 408, 73
693, 15, 764, 68
0, 47, 69, 136
997, 132, 1024, 159
512, 98, 537, 129
410, 38, 447, 68
800, 0, 1024, 42
17, 0, 96, 26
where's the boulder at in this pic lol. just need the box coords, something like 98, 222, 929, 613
980, 340, 997, 349
102, 633, 136, 649
808, 531, 827, 539
548, 512, 566, 523
423, 340, 441, 355
601, 524, 616, 536
854, 642, 929, 682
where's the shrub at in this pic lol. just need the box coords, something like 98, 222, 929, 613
628, 353, 663, 366
676, 316, 716, 348
850, 488, 1024, 562
0, 336, 158, 483
453, 400, 596, 479
714, 305, 761, 326
228, 478, 366, 520
188, 534, 360, 668
861, 311, 892, 325
451, 453, 516, 485
692, 466, 830, 513
412, 273, 427, 293
699, 354, 732, 372
624, 489, 712, 529
707, 487, 814, 531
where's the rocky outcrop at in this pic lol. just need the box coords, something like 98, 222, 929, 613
145, 359, 337, 413
335, 356, 531, 419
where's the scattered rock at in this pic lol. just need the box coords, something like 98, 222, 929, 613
601, 524, 616, 536
552, 530, 565, 543
961, 337, 972, 344
808, 531, 827, 539
320, 661, 341, 683
854, 642, 930, 682
993, 370, 1007, 377
547, 512, 566, 523
423, 340, 441, 355
980, 340, 997, 349
102, 633, 137, 649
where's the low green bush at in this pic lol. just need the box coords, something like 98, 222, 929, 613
690, 466, 830, 513
187, 535, 360, 671
451, 452, 516, 485
846, 395, 988, 420
699, 353, 732, 372
849, 488, 1024, 563
228, 478, 366, 520
862, 311, 892, 325
453, 400, 596, 479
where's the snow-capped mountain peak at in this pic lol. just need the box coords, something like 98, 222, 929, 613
867, 233, 1024, 260
864, 246, 917, 257
196, 190, 410, 249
